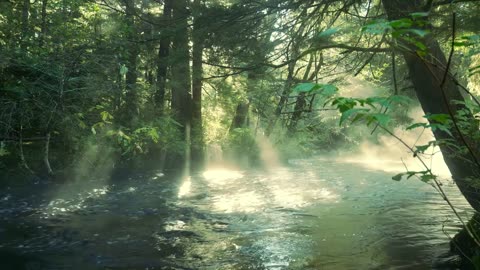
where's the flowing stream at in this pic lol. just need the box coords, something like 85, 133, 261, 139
0, 157, 473, 269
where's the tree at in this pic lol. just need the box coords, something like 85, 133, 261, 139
154, 0, 172, 112
381, 0, 480, 212
191, 0, 206, 170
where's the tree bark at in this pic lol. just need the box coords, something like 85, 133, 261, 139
382, 0, 480, 211
191, 0, 205, 171
168, 0, 192, 172
124, 0, 139, 126
230, 102, 250, 131
20, 0, 30, 49
39, 0, 48, 47
19, 125, 34, 175
171, 0, 192, 131
155, 0, 172, 112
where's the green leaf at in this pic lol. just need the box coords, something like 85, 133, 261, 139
408, 29, 429, 37
293, 83, 319, 93
339, 108, 369, 126
392, 173, 403, 181
320, 84, 338, 96
100, 111, 113, 122
420, 174, 436, 183
415, 144, 430, 154
389, 18, 413, 29
91, 127, 97, 135
318, 28, 339, 38
425, 113, 450, 124
371, 113, 390, 126
406, 172, 417, 179
436, 124, 453, 137
362, 19, 392, 35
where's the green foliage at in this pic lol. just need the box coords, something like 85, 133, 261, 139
455, 34, 480, 47
331, 95, 412, 127
362, 14, 429, 55
392, 170, 436, 183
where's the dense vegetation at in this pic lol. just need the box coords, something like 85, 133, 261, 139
1, 0, 480, 266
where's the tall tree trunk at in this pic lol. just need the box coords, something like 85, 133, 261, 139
171, 0, 192, 131
39, 0, 48, 47
191, 0, 205, 171
230, 102, 250, 131
230, 73, 256, 132
155, 0, 172, 112
265, 58, 297, 137
382, 0, 480, 211
170, 0, 192, 171
124, 0, 139, 126
20, 0, 30, 49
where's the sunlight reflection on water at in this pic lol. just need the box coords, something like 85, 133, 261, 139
180, 167, 339, 214
203, 169, 244, 184
178, 176, 191, 198
42, 186, 110, 217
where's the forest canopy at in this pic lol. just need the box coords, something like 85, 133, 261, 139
0, 0, 479, 194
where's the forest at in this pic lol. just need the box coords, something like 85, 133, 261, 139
1, 0, 480, 269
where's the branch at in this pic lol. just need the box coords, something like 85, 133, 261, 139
280, 108, 336, 114
267, 43, 391, 69
204, 43, 392, 73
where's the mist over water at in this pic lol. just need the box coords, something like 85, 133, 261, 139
331, 77, 450, 178
341, 106, 450, 178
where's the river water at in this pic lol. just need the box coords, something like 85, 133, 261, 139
0, 157, 473, 269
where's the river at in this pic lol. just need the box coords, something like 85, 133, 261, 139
0, 157, 473, 269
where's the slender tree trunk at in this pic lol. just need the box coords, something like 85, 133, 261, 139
124, 0, 139, 126
382, 0, 480, 211
155, 0, 172, 112
39, 0, 48, 47
44, 132, 53, 175
265, 58, 297, 137
20, 0, 30, 49
191, 0, 205, 171
230, 73, 256, 132
288, 54, 314, 134
19, 125, 34, 175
